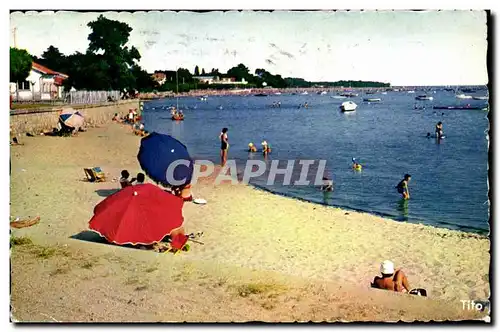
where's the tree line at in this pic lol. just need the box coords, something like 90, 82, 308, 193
10, 14, 390, 94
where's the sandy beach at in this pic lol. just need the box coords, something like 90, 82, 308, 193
10, 123, 490, 322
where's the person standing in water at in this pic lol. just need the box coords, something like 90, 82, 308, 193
396, 174, 411, 200
219, 128, 229, 166
435, 121, 444, 139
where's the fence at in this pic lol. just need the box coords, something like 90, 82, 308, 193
65, 91, 121, 105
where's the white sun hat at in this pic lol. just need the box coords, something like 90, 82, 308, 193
380, 260, 395, 274
261, 140, 268, 146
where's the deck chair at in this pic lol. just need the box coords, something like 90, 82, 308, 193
84, 167, 106, 182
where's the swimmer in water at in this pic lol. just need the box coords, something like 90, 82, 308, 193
248, 142, 257, 152
435, 121, 444, 139
395, 174, 411, 200
352, 157, 362, 170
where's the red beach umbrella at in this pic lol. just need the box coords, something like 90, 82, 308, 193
89, 184, 184, 245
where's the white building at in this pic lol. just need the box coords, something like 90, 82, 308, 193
193, 76, 247, 85
10, 62, 68, 101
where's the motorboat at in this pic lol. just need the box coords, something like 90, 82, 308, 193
407, 90, 415, 94
363, 98, 381, 102
472, 96, 488, 100
381, 92, 388, 95
340, 101, 357, 112
254, 93, 268, 97
301, 91, 309, 95
456, 94, 472, 99
340, 92, 358, 97
415, 95, 434, 101
199, 96, 207, 101
332, 95, 347, 99
320, 91, 328, 95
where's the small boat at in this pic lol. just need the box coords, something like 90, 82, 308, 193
332, 95, 347, 99
254, 93, 268, 97
274, 92, 282, 95
171, 114, 184, 121
415, 95, 434, 101
340, 101, 357, 112
199, 96, 208, 101
456, 94, 472, 99
472, 96, 488, 100
433, 106, 484, 110
365, 91, 375, 95
363, 98, 381, 102
381, 92, 388, 95
301, 91, 309, 95
340, 93, 358, 97
407, 90, 415, 94
320, 91, 328, 95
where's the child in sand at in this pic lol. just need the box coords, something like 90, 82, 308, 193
135, 173, 145, 185
120, 170, 136, 188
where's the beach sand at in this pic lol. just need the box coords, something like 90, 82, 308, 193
10, 123, 490, 322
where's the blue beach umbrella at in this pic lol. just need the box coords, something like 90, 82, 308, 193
137, 132, 194, 187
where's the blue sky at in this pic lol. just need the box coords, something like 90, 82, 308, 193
10, 10, 488, 85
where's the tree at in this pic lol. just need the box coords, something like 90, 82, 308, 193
227, 63, 250, 81
194, 65, 200, 76
201, 68, 206, 75
41, 46, 66, 72
86, 15, 141, 92
10, 47, 32, 83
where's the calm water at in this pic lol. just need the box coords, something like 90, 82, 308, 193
142, 89, 490, 234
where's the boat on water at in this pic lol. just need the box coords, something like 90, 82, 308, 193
472, 96, 488, 100
340, 93, 358, 97
320, 91, 328, 95
363, 98, 381, 102
274, 92, 282, 95
254, 93, 268, 97
332, 95, 347, 99
171, 114, 184, 121
381, 92, 388, 95
456, 94, 473, 99
199, 96, 207, 101
340, 101, 357, 112
301, 91, 309, 95
433, 105, 484, 110
407, 90, 415, 94
415, 95, 434, 101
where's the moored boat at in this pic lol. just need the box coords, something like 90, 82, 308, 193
340, 101, 357, 112
363, 98, 381, 102
415, 95, 434, 101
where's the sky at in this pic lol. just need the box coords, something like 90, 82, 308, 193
9, 10, 488, 86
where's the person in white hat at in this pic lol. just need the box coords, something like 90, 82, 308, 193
371, 260, 411, 293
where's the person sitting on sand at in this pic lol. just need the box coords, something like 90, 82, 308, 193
120, 170, 136, 188
112, 113, 119, 121
127, 110, 134, 124
321, 177, 333, 192
248, 142, 257, 152
396, 174, 411, 200
172, 184, 193, 202
371, 260, 411, 293
135, 173, 145, 185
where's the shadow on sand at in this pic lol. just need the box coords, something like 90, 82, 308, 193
95, 189, 120, 197
70, 230, 170, 252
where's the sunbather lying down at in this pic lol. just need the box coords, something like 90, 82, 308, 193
371, 260, 427, 296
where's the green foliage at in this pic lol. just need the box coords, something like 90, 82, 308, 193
10, 48, 32, 83
194, 65, 200, 76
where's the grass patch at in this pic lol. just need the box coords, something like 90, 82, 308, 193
10, 236, 33, 246
235, 282, 287, 298
34, 247, 57, 259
